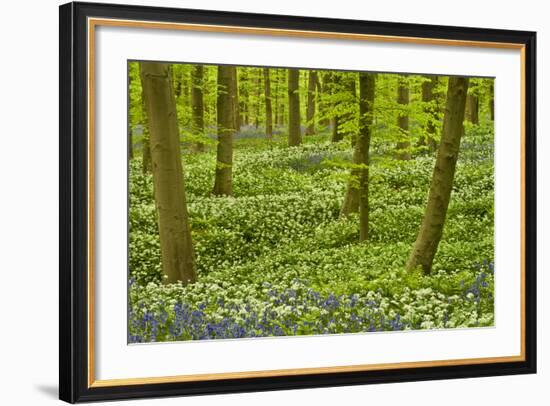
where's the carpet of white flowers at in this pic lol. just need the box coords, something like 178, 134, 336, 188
128, 125, 494, 342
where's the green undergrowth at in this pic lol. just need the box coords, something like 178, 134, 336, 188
128, 128, 494, 342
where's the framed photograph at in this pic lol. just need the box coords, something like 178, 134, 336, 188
59, 1, 536, 403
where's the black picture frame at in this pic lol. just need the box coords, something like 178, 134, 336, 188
59, 1, 537, 403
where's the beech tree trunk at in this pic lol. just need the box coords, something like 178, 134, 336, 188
213, 65, 236, 196
288, 68, 302, 146
173, 67, 182, 99
315, 73, 326, 128
273, 70, 279, 130
466, 93, 479, 124
345, 76, 358, 147
358, 73, 376, 241
406, 77, 469, 274
331, 74, 344, 142
340, 143, 361, 217
396, 78, 411, 160
420, 76, 439, 151
340, 73, 375, 226
263, 68, 273, 138
489, 81, 494, 121
319, 73, 331, 128
239, 69, 248, 126
191, 65, 205, 152
139, 62, 197, 285
140, 87, 152, 174
255, 69, 261, 129
278, 69, 286, 126
331, 116, 341, 142
128, 73, 134, 159
233, 68, 240, 131
181, 68, 190, 103
306, 70, 317, 135
128, 128, 134, 159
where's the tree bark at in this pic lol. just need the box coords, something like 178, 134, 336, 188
306, 71, 317, 135
345, 75, 358, 147
273, 70, 279, 130
233, 68, 240, 131
489, 81, 494, 121
263, 68, 273, 138
173, 67, 182, 99
319, 72, 332, 128
340, 73, 374, 225
213, 65, 236, 196
254, 69, 261, 129
396, 78, 411, 160
287, 68, 302, 146
140, 87, 152, 174
128, 72, 134, 160
239, 69, 248, 126
128, 128, 134, 159
191, 65, 205, 152
181, 67, 190, 103
331, 74, 344, 142
277, 69, 285, 126
142, 135, 152, 173
358, 73, 375, 241
315, 73, 326, 128
406, 77, 469, 274
465, 93, 479, 124
139, 62, 197, 285
420, 76, 438, 151
340, 143, 361, 217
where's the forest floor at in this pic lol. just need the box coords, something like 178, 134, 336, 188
128, 124, 494, 342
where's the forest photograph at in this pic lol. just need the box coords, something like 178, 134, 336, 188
128, 61, 495, 343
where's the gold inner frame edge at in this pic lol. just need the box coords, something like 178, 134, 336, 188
87, 17, 527, 388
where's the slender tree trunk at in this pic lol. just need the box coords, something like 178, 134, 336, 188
239, 69, 248, 126
465, 93, 479, 125
173, 67, 182, 99
279, 69, 286, 126
320, 72, 331, 128
340, 73, 374, 221
255, 69, 261, 129
128, 72, 134, 159
274, 70, 279, 131
191, 65, 205, 152
128, 128, 134, 159
182, 68, 190, 104
358, 73, 375, 241
331, 74, 344, 142
213, 65, 236, 196
420, 76, 438, 151
489, 81, 494, 121
140, 62, 197, 285
396, 78, 411, 160
233, 68, 240, 131
340, 143, 361, 217
406, 77, 469, 274
315, 73, 325, 128
263, 68, 273, 138
140, 88, 152, 174
306, 71, 317, 135
345, 75, 358, 147
331, 116, 341, 142
288, 68, 302, 146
